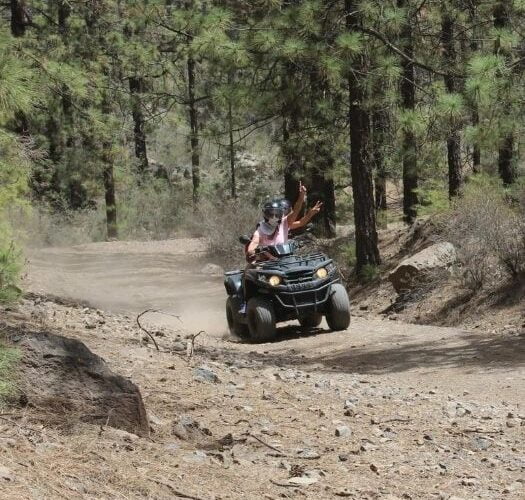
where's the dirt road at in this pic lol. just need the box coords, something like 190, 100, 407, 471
11, 238, 523, 499
26, 239, 525, 404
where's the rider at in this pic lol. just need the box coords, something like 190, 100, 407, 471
245, 185, 323, 264
246, 181, 307, 264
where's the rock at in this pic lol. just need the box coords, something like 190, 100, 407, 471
388, 242, 456, 293
335, 425, 352, 437
183, 450, 208, 463
0, 466, 14, 481
360, 440, 377, 452
288, 476, 318, 486
164, 442, 180, 453
172, 341, 186, 352
172, 415, 211, 441
344, 399, 357, 410
335, 489, 353, 497
296, 449, 321, 460
471, 436, 492, 451
461, 477, 479, 487
200, 263, 224, 276
193, 366, 221, 384
503, 482, 522, 494
13, 330, 149, 437
84, 318, 97, 329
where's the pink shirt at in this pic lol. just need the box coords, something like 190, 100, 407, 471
258, 216, 289, 246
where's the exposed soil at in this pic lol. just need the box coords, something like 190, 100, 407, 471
0, 237, 523, 499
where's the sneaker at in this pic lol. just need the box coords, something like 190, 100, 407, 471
238, 302, 247, 314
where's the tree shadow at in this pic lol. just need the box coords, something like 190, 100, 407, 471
221, 329, 525, 375
314, 332, 525, 375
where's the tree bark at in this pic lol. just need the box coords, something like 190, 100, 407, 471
398, 0, 418, 223
228, 100, 236, 199
187, 56, 200, 205
103, 162, 118, 240
467, 1, 481, 173
10, 0, 31, 37
372, 108, 388, 214
345, 0, 380, 273
102, 92, 118, 239
308, 68, 336, 238
441, 12, 462, 198
129, 76, 149, 175
58, 0, 71, 35
494, 2, 516, 186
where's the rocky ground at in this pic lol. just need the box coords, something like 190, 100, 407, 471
0, 236, 523, 499
0, 294, 523, 499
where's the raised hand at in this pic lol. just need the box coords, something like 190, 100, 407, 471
309, 200, 323, 214
299, 180, 307, 196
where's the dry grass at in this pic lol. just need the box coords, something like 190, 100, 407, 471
444, 179, 525, 291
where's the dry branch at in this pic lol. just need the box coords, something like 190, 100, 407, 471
248, 432, 287, 456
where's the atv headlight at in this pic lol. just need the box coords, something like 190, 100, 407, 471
316, 267, 328, 279
268, 275, 282, 286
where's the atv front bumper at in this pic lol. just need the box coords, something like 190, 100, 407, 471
273, 278, 338, 312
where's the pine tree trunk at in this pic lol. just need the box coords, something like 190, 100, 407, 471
228, 100, 236, 199
308, 69, 336, 238
311, 165, 336, 238
102, 94, 118, 239
129, 76, 149, 175
10, 0, 30, 37
494, 2, 516, 186
494, 0, 517, 186
187, 56, 200, 205
498, 135, 515, 186
398, 0, 418, 223
467, 0, 481, 174
103, 162, 118, 240
282, 59, 302, 207
441, 12, 462, 198
58, 0, 71, 35
372, 108, 388, 215
468, 1, 481, 173
345, 0, 380, 273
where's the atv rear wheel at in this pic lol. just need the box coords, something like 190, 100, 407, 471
325, 283, 350, 331
226, 297, 248, 337
247, 296, 276, 342
298, 312, 323, 328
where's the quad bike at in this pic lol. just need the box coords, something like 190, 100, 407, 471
224, 236, 351, 342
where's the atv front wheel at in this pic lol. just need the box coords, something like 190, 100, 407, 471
325, 283, 351, 331
247, 296, 276, 342
298, 312, 323, 328
226, 297, 248, 337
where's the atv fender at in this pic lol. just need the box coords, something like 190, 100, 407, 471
224, 270, 243, 296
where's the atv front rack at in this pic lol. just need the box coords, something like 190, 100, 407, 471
274, 278, 338, 312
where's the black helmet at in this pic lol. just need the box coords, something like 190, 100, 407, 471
262, 199, 284, 220
278, 198, 292, 215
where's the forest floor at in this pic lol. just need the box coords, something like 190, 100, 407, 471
0, 232, 523, 499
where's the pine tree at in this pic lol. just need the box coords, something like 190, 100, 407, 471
441, 3, 463, 198
345, 0, 380, 272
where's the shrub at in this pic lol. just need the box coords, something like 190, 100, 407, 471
445, 175, 525, 290
359, 263, 379, 282
198, 198, 260, 267
0, 230, 23, 303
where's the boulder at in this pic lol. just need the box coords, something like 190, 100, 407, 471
389, 242, 456, 293
13, 331, 149, 437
